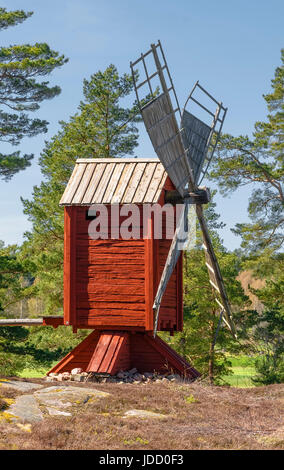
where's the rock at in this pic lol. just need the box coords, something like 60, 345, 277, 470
62, 373, 70, 381
1, 383, 111, 425
133, 373, 143, 382
116, 371, 126, 379
47, 408, 72, 417
45, 376, 55, 382
8, 394, 44, 423
123, 409, 167, 419
143, 372, 154, 379
35, 385, 110, 398
128, 368, 137, 375
48, 373, 58, 377
162, 378, 168, 383
73, 374, 85, 382
71, 368, 83, 375
0, 379, 43, 392
106, 377, 117, 383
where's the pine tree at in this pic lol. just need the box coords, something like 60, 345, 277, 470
208, 51, 284, 384
210, 49, 283, 255
21, 65, 140, 314
0, 7, 67, 180
0, 241, 35, 313
162, 198, 250, 384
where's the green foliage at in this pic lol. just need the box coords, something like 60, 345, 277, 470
0, 325, 88, 376
0, 7, 32, 30
0, 326, 29, 375
253, 355, 284, 385
250, 277, 284, 385
0, 241, 35, 312
0, 7, 67, 180
210, 49, 284, 255
162, 199, 250, 384
21, 65, 141, 314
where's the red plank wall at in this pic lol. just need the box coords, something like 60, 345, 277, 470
63, 178, 183, 333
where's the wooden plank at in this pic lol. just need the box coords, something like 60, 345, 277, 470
98, 334, 121, 372
63, 207, 77, 327
0, 318, 43, 325
71, 163, 97, 204
76, 301, 145, 310
81, 163, 106, 204
78, 309, 145, 320
77, 293, 144, 303
143, 163, 165, 202
86, 333, 113, 372
76, 283, 144, 294
132, 162, 157, 204
91, 162, 116, 204
111, 163, 136, 203
76, 158, 159, 163
76, 256, 145, 266
76, 245, 145, 255
144, 215, 154, 331
60, 163, 87, 205
102, 163, 125, 203
76, 265, 145, 274
107, 333, 130, 374
121, 163, 146, 203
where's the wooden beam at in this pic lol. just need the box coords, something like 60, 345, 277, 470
0, 319, 43, 326
64, 206, 77, 327
144, 214, 154, 331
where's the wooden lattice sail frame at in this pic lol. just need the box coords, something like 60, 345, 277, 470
130, 41, 236, 338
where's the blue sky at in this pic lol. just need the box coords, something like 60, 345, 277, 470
0, 0, 283, 248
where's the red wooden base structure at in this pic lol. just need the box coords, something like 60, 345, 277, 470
48, 330, 200, 379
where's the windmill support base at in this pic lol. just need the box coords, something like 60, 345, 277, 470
47, 330, 200, 379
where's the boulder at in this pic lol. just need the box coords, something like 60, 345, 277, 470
71, 368, 83, 375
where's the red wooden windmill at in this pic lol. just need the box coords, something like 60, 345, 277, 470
48, 41, 235, 379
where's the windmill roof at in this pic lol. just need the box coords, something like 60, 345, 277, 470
59, 158, 168, 205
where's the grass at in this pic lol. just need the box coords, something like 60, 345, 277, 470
222, 355, 257, 388
18, 368, 48, 379
0, 379, 283, 450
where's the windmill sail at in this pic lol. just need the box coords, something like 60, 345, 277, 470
181, 110, 211, 183
130, 41, 236, 338
195, 204, 237, 336
141, 94, 193, 197
181, 81, 227, 185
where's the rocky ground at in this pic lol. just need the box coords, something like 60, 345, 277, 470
46, 367, 184, 384
0, 376, 283, 450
